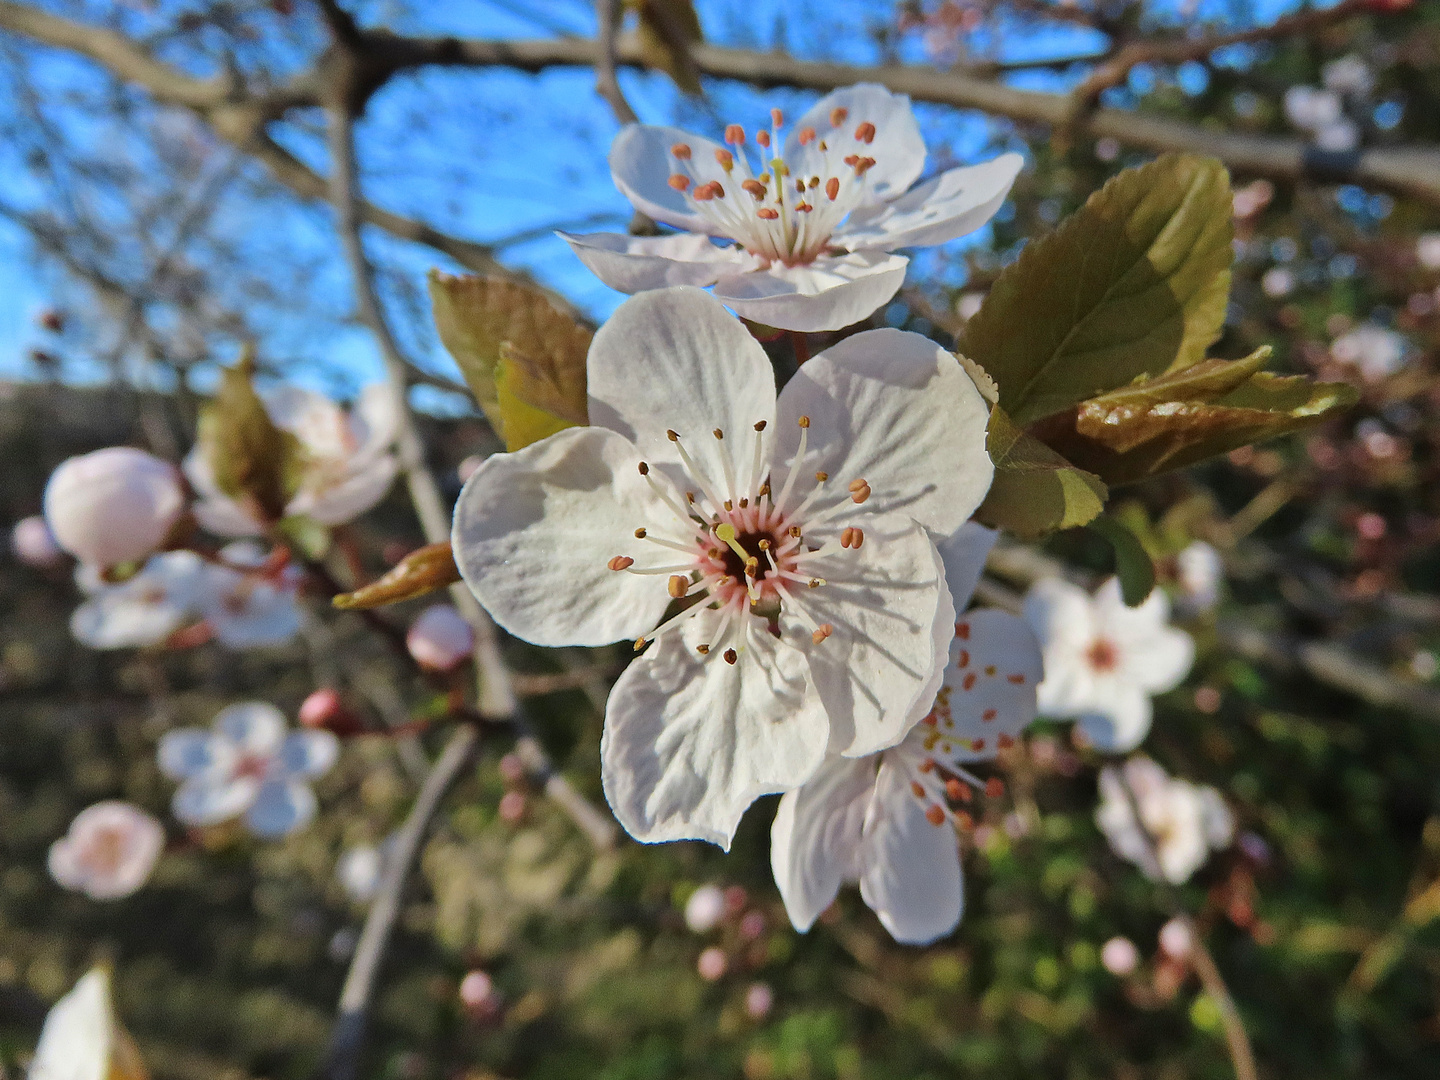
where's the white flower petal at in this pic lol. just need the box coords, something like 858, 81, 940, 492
858, 757, 963, 945
452, 426, 672, 648
587, 287, 776, 491
274, 730, 340, 779
31, 969, 114, 1080
940, 609, 1042, 760
837, 154, 1023, 251
601, 625, 828, 849
609, 124, 735, 233
559, 230, 751, 292
774, 329, 992, 536
157, 729, 226, 781
935, 522, 997, 613
245, 780, 317, 838
709, 251, 908, 333
770, 755, 875, 932
200, 568, 303, 649
797, 514, 954, 757
173, 775, 259, 827
1093, 578, 1196, 694
212, 701, 287, 756
1077, 685, 1153, 753
70, 584, 189, 650
1199, 787, 1235, 849
47, 836, 85, 892
1023, 577, 1096, 652
182, 449, 264, 537
289, 453, 398, 525
786, 84, 927, 207
352, 382, 400, 460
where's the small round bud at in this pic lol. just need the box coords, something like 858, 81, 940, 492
298, 687, 363, 736
745, 982, 774, 1019
1101, 936, 1140, 976
498, 789, 527, 823
44, 447, 185, 568
684, 884, 726, 933
696, 946, 727, 981
406, 604, 474, 672
1158, 917, 1194, 961
10, 515, 63, 568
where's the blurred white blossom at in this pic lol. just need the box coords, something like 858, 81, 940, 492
1416, 233, 1440, 270
10, 514, 63, 567
1024, 577, 1194, 752
185, 384, 398, 536
1331, 324, 1408, 381
1175, 541, 1223, 613
158, 702, 338, 838
406, 604, 474, 671
684, 884, 726, 933
1096, 756, 1234, 884
48, 801, 164, 901
1322, 55, 1373, 96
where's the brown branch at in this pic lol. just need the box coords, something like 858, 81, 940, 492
594, 0, 637, 125
1069, 0, 1372, 109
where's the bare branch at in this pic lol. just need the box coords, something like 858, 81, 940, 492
593, 0, 637, 125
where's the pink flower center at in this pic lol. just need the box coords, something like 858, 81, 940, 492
608, 416, 875, 664
1085, 637, 1120, 673
666, 106, 881, 267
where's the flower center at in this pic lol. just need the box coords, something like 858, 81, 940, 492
85, 826, 129, 876
1085, 637, 1120, 673
608, 416, 875, 664
666, 106, 880, 267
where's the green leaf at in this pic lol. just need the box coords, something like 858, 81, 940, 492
276, 514, 330, 560
495, 341, 587, 453
1030, 346, 1359, 485
1087, 515, 1156, 607
958, 153, 1234, 426
196, 348, 301, 524
974, 405, 1107, 540
628, 0, 704, 95
428, 272, 592, 450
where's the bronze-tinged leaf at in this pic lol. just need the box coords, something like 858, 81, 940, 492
958, 153, 1233, 427
1035, 349, 1358, 485
630, 0, 704, 95
495, 341, 587, 452
332, 542, 461, 609
428, 271, 592, 444
975, 404, 1107, 540
197, 348, 301, 524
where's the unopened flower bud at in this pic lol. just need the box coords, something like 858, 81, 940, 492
406, 604, 474, 671
745, 982, 774, 1019
10, 515, 64, 568
498, 789, 527, 822
684, 884, 726, 933
44, 447, 185, 569
697, 946, 727, 981
298, 687, 364, 736
1101, 936, 1139, 976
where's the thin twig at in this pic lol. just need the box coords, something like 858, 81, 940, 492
594, 0, 637, 125
1114, 769, 1259, 1080
318, 724, 479, 1080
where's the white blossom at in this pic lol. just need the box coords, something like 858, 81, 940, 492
337, 844, 384, 904
1322, 55, 1373, 96
198, 542, 304, 648
406, 604, 474, 671
1024, 577, 1195, 752
11, 514, 63, 567
1261, 267, 1294, 298
1417, 232, 1440, 270
185, 384, 399, 536
770, 524, 1043, 945
684, 883, 726, 933
1283, 86, 1343, 132
158, 702, 339, 838
1175, 540, 1223, 613
562, 85, 1021, 332
29, 968, 148, 1080
1331, 323, 1408, 381
48, 802, 164, 901
1095, 756, 1234, 884
44, 447, 185, 569
453, 287, 993, 848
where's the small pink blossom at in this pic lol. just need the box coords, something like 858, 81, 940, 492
697, 946, 728, 981
48, 801, 165, 900
10, 514, 63, 567
1101, 936, 1139, 976
745, 982, 774, 1019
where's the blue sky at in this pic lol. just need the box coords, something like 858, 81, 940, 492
0, 0, 1312, 402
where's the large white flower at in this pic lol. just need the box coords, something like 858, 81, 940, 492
770, 524, 1043, 945
157, 702, 339, 838
453, 287, 993, 848
562, 84, 1022, 332
48, 801, 165, 901
1023, 577, 1194, 753
1096, 755, 1234, 884
29, 968, 148, 1080
184, 383, 399, 536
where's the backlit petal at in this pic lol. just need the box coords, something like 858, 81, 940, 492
771, 755, 876, 932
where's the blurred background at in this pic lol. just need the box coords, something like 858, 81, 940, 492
2, 1, 1439, 1077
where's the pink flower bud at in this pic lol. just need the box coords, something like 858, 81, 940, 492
459, 969, 496, 1009
697, 946, 727, 981
684, 884, 725, 933
10, 515, 63, 567
745, 982, 774, 1019
1101, 936, 1139, 976
498, 790, 526, 823
497, 752, 526, 785
44, 447, 185, 568
299, 687, 363, 736
1158, 917, 1194, 961
406, 604, 474, 671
